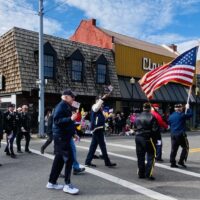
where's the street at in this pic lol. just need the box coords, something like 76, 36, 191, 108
0, 132, 200, 200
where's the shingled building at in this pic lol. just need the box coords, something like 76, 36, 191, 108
0, 27, 121, 130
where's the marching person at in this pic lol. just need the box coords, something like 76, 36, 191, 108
46, 89, 79, 195
0, 109, 3, 166
41, 110, 53, 154
134, 102, 159, 180
85, 94, 116, 168
168, 103, 192, 168
16, 105, 31, 153
41, 110, 85, 176
151, 103, 168, 161
3, 104, 20, 158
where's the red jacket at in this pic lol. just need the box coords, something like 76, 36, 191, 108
151, 110, 168, 129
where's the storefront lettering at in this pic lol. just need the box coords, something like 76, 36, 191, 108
142, 57, 162, 71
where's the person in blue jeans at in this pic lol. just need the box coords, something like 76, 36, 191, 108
70, 137, 85, 175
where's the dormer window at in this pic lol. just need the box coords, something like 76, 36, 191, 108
94, 54, 109, 84
72, 60, 83, 81
67, 49, 85, 82
97, 64, 106, 84
44, 54, 54, 78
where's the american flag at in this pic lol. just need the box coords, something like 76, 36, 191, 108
139, 46, 199, 99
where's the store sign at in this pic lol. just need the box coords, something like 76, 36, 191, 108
142, 57, 163, 71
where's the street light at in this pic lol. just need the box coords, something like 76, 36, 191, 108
130, 77, 135, 111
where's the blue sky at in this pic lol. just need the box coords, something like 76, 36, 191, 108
0, 0, 200, 57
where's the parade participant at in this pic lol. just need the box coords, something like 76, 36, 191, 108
46, 89, 79, 195
40, 110, 53, 154
85, 94, 116, 168
151, 103, 168, 161
41, 109, 85, 176
0, 109, 3, 166
134, 102, 159, 180
3, 104, 20, 158
168, 103, 192, 168
16, 105, 31, 153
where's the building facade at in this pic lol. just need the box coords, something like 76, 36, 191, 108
70, 19, 200, 127
0, 27, 121, 131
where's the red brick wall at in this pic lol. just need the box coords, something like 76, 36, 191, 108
70, 19, 113, 49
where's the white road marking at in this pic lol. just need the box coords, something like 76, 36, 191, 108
81, 138, 136, 150
28, 148, 177, 200
76, 145, 200, 178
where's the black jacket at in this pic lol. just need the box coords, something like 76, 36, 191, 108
0, 110, 3, 140
20, 112, 31, 132
134, 111, 159, 139
52, 100, 75, 143
3, 111, 20, 134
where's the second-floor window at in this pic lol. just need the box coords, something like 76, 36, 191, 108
97, 64, 106, 84
44, 54, 54, 78
72, 60, 83, 81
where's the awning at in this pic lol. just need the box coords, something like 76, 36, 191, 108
118, 76, 200, 103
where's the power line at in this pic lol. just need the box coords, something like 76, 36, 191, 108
44, 1, 67, 13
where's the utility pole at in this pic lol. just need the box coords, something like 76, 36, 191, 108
38, 0, 44, 137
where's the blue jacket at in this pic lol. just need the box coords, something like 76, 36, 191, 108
168, 109, 192, 135
52, 100, 75, 143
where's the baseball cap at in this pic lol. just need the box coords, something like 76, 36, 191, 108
143, 102, 151, 110
174, 104, 183, 108
8, 103, 15, 108
62, 89, 76, 98
152, 103, 159, 108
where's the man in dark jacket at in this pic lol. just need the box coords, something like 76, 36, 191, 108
0, 109, 3, 166
40, 110, 53, 154
3, 104, 20, 158
46, 89, 79, 195
168, 103, 192, 168
16, 105, 31, 153
134, 102, 159, 180
85, 94, 116, 167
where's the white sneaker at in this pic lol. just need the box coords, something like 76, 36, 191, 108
46, 182, 63, 190
63, 184, 79, 194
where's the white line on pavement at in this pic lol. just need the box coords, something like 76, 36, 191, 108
76, 145, 200, 178
28, 147, 177, 200
81, 138, 136, 150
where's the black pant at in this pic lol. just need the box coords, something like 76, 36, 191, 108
16, 131, 30, 151
170, 133, 189, 165
41, 134, 53, 151
135, 135, 156, 178
85, 130, 111, 165
49, 136, 73, 185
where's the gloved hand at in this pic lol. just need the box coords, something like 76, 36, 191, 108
185, 103, 190, 110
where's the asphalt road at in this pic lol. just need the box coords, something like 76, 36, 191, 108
0, 132, 200, 200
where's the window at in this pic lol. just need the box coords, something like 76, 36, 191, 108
97, 64, 106, 84
44, 55, 54, 78
72, 60, 83, 81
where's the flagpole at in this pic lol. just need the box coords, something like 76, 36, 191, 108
185, 86, 192, 114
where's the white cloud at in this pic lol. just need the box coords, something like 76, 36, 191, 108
59, 0, 200, 44
0, 0, 63, 36
177, 40, 200, 59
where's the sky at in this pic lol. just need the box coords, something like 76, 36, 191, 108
0, 0, 200, 58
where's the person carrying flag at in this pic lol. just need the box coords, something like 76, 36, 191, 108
168, 103, 192, 168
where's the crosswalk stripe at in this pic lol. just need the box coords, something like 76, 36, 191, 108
28, 147, 177, 200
